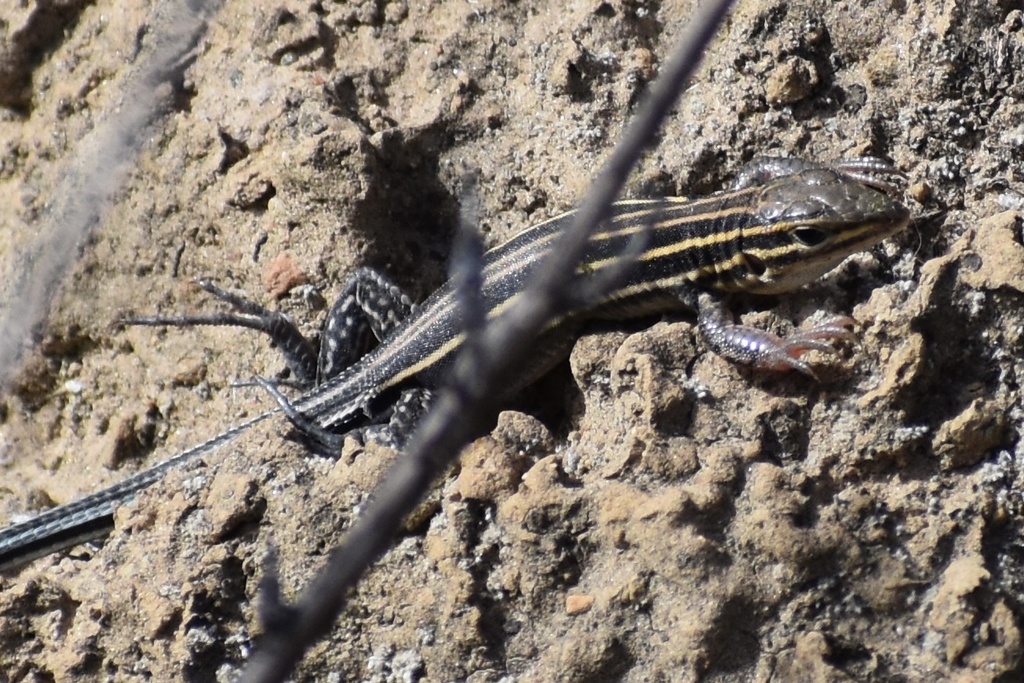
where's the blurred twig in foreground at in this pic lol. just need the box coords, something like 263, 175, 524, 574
240, 1, 737, 681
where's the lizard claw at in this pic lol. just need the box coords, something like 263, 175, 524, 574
758, 316, 858, 378
700, 311, 858, 379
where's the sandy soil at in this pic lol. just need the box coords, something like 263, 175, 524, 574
1, 0, 1023, 680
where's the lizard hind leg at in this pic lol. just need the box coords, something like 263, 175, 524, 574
122, 278, 320, 387
349, 387, 434, 451
254, 377, 432, 456
317, 268, 416, 383
122, 268, 417, 389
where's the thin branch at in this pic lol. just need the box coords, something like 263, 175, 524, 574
239, 1, 736, 680
451, 169, 487, 345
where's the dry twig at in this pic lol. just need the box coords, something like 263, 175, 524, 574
239, 0, 737, 680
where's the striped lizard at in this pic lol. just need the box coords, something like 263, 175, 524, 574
0, 156, 910, 571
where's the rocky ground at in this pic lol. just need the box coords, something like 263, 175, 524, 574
1, 0, 1023, 681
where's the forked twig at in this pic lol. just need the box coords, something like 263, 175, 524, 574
240, 1, 737, 680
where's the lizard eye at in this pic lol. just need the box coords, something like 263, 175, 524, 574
791, 225, 830, 247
